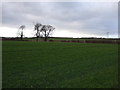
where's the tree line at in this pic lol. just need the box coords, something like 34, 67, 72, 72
18, 23, 55, 42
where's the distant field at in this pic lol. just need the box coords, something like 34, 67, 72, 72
3, 41, 118, 88
23, 37, 119, 41
3, 37, 120, 44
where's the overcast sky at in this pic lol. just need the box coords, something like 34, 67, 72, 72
1, 2, 118, 38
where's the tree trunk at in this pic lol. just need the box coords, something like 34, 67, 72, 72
21, 35, 23, 40
44, 37, 47, 42
21, 30, 23, 41
37, 36, 39, 42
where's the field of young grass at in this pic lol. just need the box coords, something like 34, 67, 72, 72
2, 41, 118, 88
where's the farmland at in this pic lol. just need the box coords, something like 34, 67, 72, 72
2, 41, 118, 88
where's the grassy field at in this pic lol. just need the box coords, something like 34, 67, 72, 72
2, 41, 118, 88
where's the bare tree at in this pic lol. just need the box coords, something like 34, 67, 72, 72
19, 25, 25, 40
34, 23, 42, 42
41, 25, 55, 41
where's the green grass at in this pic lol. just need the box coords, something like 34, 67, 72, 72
3, 41, 118, 88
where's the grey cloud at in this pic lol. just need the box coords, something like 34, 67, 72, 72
2, 2, 118, 36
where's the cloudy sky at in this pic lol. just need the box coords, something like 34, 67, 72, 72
1, 1, 118, 38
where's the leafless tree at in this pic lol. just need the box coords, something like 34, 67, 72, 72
41, 25, 55, 41
34, 23, 42, 42
19, 25, 25, 40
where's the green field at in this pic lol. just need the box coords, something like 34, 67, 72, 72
3, 41, 118, 88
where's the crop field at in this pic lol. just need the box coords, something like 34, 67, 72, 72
2, 41, 118, 88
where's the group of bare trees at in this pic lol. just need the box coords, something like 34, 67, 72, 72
18, 23, 55, 42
